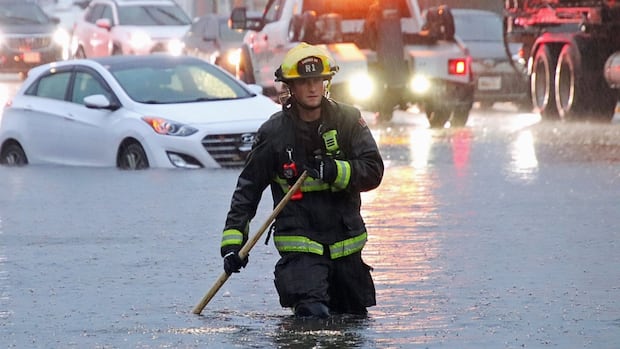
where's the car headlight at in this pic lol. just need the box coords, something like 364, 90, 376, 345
409, 75, 431, 94
167, 39, 184, 56
226, 48, 241, 67
347, 73, 374, 101
142, 117, 197, 136
129, 31, 152, 51
53, 28, 70, 47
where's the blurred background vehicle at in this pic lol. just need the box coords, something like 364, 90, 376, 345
451, 8, 530, 110
0, 54, 280, 169
183, 13, 246, 75
0, 1, 71, 77
39, 0, 87, 33
71, 0, 192, 58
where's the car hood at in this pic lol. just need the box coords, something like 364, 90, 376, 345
463, 41, 516, 61
117, 25, 189, 39
130, 95, 280, 126
0, 22, 57, 34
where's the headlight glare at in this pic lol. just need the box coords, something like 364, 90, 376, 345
142, 117, 197, 136
227, 48, 241, 66
167, 39, 184, 56
129, 31, 152, 50
348, 73, 374, 101
410, 75, 431, 94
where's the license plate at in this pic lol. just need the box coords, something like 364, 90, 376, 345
478, 76, 501, 90
23, 52, 41, 63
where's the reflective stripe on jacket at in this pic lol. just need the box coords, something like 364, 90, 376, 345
274, 232, 367, 259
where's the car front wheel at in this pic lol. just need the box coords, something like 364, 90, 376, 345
0, 142, 28, 166
117, 141, 149, 170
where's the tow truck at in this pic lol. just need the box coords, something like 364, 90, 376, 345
230, 0, 474, 128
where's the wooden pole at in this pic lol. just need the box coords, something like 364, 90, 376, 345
192, 171, 308, 315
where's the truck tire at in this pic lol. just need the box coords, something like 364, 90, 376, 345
378, 105, 394, 123
450, 106, 470, 127
426, 108, 451, 129
531, 44, 559, 120
555, 43, 616, 122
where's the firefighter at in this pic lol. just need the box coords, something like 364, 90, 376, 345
220, 42, 384, 318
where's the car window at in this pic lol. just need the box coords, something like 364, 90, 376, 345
118, 5, 191, 26
454, 13, 503, 42
85, 4, 105, 23
71, 72, 111, 105
109, 61, 251, 104
264, 0, 285, 23
101, 5, 114, 24
25, 72, 71, 101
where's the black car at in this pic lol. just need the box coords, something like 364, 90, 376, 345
183, 14, 246, 75
0, 1, 70, 76
452, 8, 530, 110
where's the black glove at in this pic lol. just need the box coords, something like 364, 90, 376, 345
223, 250, 248, 275
305, 155, 337, 183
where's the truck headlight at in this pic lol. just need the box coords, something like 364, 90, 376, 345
348, 73, 374, 101
227, 48, 241, 67
410, 75, 431, 94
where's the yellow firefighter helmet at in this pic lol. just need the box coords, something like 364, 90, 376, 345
275, 42, 339, 82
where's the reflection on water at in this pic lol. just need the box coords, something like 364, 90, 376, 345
506, 130, 539, 183
362, 163, 448, 346
0, 217, 8, 322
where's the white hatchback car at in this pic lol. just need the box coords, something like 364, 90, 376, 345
71, 0, 191, 58
0, 54, 280, 169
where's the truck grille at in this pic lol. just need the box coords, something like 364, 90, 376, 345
5, 35, 53, 51
202, 133, 255, 167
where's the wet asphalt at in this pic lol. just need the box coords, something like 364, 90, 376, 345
1, 106, 619, 348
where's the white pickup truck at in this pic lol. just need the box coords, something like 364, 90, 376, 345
230, 0, 474, 128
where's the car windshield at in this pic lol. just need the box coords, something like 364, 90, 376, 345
454, 13, 503, 42
0, 3, 51, 25
118, 5, 191, 26
108, 60, 254, 104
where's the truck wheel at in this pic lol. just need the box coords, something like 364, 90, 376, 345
450, 106, 470, 127
555, 43, 616, 122
377, 106, 394, 123
426, 108, 450, 129
531, 45, 559, 120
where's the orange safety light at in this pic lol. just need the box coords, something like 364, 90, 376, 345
448, 58, 467, 75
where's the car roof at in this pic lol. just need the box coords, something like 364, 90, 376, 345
91, 54, 205, 67
28, 55, 206, 76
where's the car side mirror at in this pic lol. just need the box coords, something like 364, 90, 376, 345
230, 7, 264, 31
95, 18, 112, 30
230, 7, 247, 30
84, 94, 117, 110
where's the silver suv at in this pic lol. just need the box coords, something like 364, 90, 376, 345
71, 0, 191, 58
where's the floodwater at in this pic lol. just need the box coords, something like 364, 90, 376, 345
1, 107, 619, 348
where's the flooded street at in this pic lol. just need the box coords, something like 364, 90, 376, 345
1, 103, 620, 348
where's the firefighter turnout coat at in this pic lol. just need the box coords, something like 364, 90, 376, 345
221, 97, 384, 260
